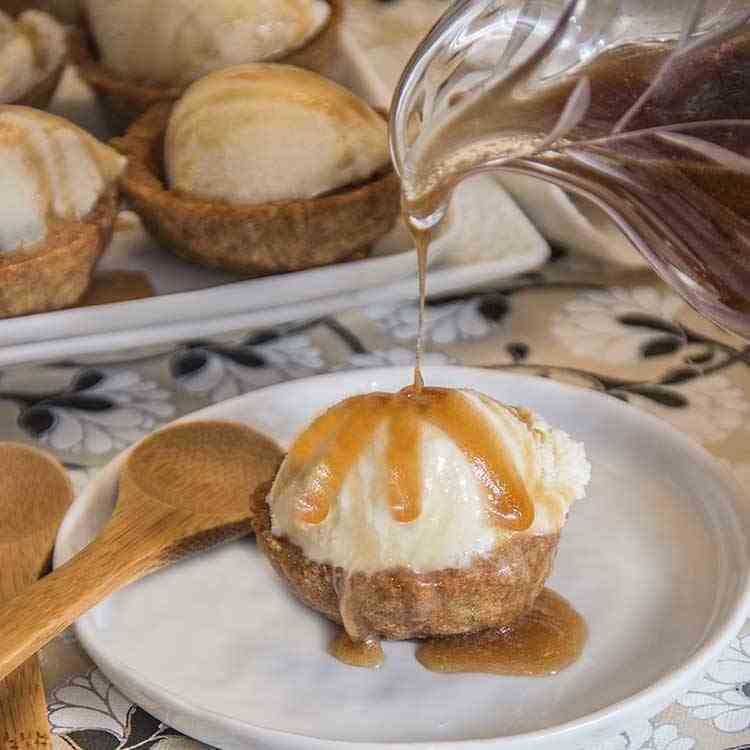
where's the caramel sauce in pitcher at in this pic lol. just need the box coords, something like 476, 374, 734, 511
405, 30, 750, 336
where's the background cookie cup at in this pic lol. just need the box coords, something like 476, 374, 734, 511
0, 185, 117, 318
70, 0, 342, 131
112, 101, 401, 277
1, 7, 68, 109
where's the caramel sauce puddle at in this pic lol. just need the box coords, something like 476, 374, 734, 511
417, 589, 587, 676
330, 589, 586, 676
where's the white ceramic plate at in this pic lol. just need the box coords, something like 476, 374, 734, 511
54, 367, 750, 750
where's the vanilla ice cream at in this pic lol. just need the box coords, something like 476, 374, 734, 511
83, 0, 331, 87
268, 388, 591, 574
0, 106, 126, 252
165, 63, 390, 205
0, 10, 66, 104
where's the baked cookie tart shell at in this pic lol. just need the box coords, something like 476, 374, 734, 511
251, 486, 560, 641
0, 184, 117, 318
71, 0, 342, 132
112, 102, 401, 276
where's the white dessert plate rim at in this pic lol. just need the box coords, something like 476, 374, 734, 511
54, 366, 750, 750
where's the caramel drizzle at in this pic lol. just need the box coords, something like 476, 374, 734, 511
386, 402, 423, 523
289, 386, 534, 531
291, 395, 388, 524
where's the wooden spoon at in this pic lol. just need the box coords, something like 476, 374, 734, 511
0, 420, 283, 682
0, 443, 74, 750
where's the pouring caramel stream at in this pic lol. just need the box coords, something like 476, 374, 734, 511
412, 220, 430, 391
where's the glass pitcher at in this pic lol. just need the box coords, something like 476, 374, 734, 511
390, 0, 750, 340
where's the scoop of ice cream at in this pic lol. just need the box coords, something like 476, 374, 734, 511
268, 388, 591, 575
165, 63, 390, 205
0, 9, 66, 104
0, 106, 126, 252
83, 0, 330, 87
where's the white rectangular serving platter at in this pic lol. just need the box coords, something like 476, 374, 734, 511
0, 63, 550, 367
0, 190, 549, 366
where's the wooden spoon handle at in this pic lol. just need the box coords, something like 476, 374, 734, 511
0, 443, 76, 748
0, 658, 51, 750
0, 505, 176, 682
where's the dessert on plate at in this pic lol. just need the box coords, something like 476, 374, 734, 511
252, 384, 590, 649
73, 0, 342, 128
0, 105, 126, 317
0, 7, 66, 109
113, 63, 400, 276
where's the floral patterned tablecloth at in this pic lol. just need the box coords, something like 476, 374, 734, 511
1, 242, 749, 750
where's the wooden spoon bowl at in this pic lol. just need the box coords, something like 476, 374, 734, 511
0, 421, 283, 682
